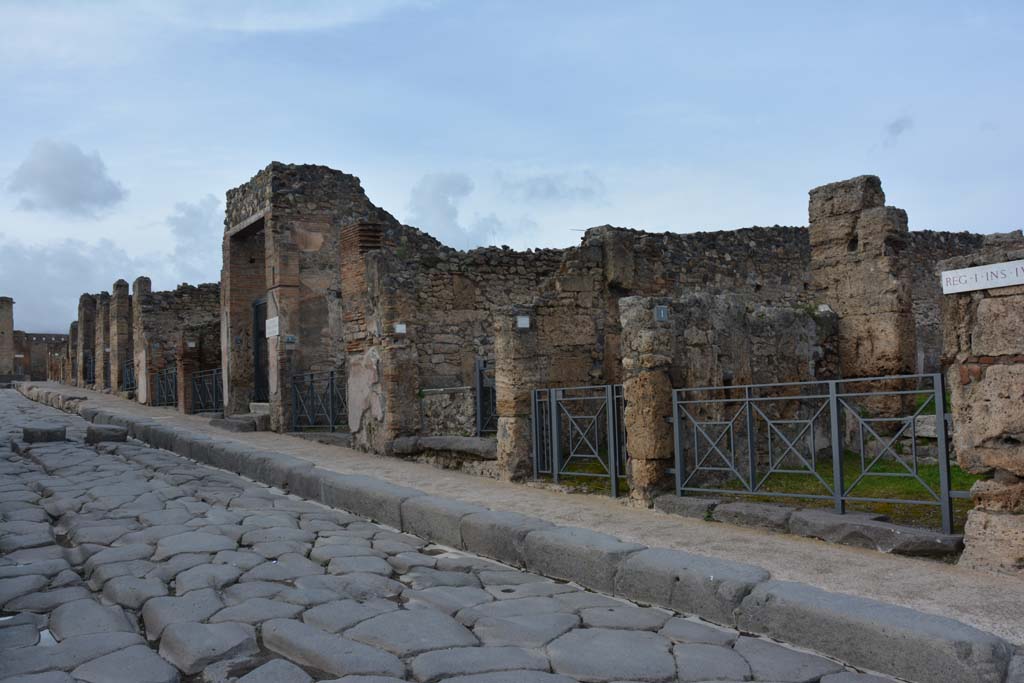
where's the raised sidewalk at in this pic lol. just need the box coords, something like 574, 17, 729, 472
13, 383, 1024, 681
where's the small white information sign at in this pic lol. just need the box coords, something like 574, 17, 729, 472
941, 259, 1024, 295
265, 316, 280, 338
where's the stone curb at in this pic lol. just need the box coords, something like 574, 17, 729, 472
12, 383, 1018, 683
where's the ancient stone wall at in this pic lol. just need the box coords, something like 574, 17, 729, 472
176, 320, 222, 414
619, 294, 839, 503
93, 292, 111, 390
941, 246, 1024, 575
0, 297, 13, 379
76, 294, 97, 387
907, 230, 1024, 374
132, 277, 219, 404
808, 176, 915, 380
66, 322, 78, 385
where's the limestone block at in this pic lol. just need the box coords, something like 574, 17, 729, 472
808, 175, 885, 223
85, 424, 127, 444
971, 478, 1024, 513
460, 510, 554, 567
400, 495, 489, 548
22, 422, 66, 443
952, 364, 1024, 476
524, 526, 645, 593
972, 295, 1024, 356
496, 416, 532, 482
959, 509, 1024, 575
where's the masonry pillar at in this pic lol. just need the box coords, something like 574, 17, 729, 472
132, 277, 152, 403
619, 297, 675, 505
67, 322, 78, 385
942, 247, 1024, 575
495, 308, 545, 481
93, 292, 111, 390
109, 279, 132, 392
809, 176, 915, 379
176, 331, 201, 414
0, 297, 13, 380
76, 294, 96, 386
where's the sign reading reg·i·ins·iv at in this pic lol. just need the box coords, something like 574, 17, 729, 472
941, 259, 1024, 295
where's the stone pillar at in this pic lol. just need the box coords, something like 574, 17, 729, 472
132, 277, 152, 403
176, 331, 200, 414
109, 279, 132, 392
942, 247, 1024, 575
808, 176, 915, 379
94, 292, 111, 390
495, 308, 545, 481
67, 322, 78, 385
0, 297, 13, 379
76, 294, 96, 387
619, 297, 675, 505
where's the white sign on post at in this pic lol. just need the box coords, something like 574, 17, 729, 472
941, 259, 1024, 295
265, 316, 280, 338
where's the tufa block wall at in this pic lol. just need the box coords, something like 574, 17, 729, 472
0, 297, 13, 379
109, 279, 132, 392
75, 293, 96, 387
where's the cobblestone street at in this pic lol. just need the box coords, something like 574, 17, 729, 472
0, 389, 895, 682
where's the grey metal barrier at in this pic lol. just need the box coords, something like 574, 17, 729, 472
82, 351, 95, 385
531, 384, 627, 497
151, 364, 177, 407
121, 359, 136, 392
291, 370, 348, 432
672, 373, 966, 534
190, 367, 223, 414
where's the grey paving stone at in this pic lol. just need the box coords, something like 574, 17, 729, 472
49, 599, 135, 640
614, 548, 769, 625
713, 501, 795, 531
101, 575, 167, 609
403, 586, 494, 615
239, 526, 315, 546
158, 621, 258, 675
820, 673, 897, 683
251, 540, 312, 558
402, 567, 480, 590
240, 554, 323, 582
458, 511, 555, 568
546, 627, 675, 682
142, 588, 225, 639
524, 526, 644, 594
788, 508, 963, 557
261, 618, 404, 679
302, 599, 399, 633
209, 597, 303, 624
139, 508, 193, 526
222, 581, 284, 605
652, 493, 720, 519
48, 568, 81, 587
295, 573, 404, 601
472, 613, 581, 647
236, 658, 313, 683
0, 559, 69, 580
70, 644, 179, 683
145, 552, 212, 583
82, 544, 154, 574
0, 575, 48, 607
387, 551, 436, 573
456, 596, 565, 626
173, 563, 241, 595
345, 608, 479, 656
552, 591, 623, 611
439, 674, 576, 683
659, 617, 738, 646
736, 580, 1012, 683
6, 586, 92, 612
579, 604, 671, 630
84, 425, 127, 444
212, 550, 266, 571
485, 581, 577, 600
0, 671, 76, 682
327, 556, 393, 576
117, 524, 193, 546
152, 531, 235, 560
2, 631, 145, 677
0, 622, 40, 648
319, 472, 425, 529
674, 642, 752, 682
410, 646, 548, 682
400, 495, 488, 548
22, 423, 66, 443
734, 636, 844, 683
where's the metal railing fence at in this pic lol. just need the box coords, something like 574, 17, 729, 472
121, 359, 136, 391
190, 367, 223, 414
291, 370, 348, 432
151, 364, 177, 407
475, 358, 497, 436
672, 373, 964, 534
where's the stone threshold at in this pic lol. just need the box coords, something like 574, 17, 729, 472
14, 382, 1021, 683
654, 496, 964, 558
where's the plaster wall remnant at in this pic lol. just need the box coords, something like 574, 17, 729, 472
941, 246, 1024, 575
0, 296, 13, 379
131, 276, 220, 405
93, 291, 111, 390
76, 293, 97, 387
109, 279, 132, 392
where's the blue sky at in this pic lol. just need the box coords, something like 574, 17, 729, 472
1, 1, 1022, 330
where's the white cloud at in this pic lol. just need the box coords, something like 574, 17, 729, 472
7, 140, 127, 218
145, 0, 434, 33
406, 173, 501, 249
168, 194, 223, 284
498, 170, 607, 204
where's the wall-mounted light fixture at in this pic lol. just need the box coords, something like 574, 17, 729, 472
654, 305, 669, 322
394, 322, 407, 335
516, 315, 531, 330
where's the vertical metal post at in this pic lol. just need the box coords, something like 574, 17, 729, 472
605, 384, 619, 498
474, 358, 484, 437
828, 380, 845, 515
745, 386, 757, 492
328, 371, 336, 433
530, 390, 539, 479
290, 374, 297, 432
934, 373, 954, 534
672, 390, 684, 496
550, 388, 562, 484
